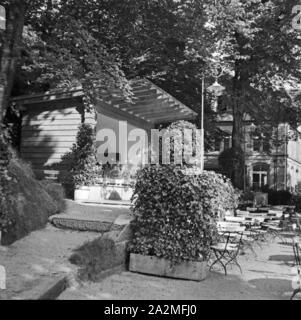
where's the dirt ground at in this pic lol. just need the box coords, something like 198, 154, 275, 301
59, 235, 301, 300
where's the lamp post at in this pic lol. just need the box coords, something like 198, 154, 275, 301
200, 76, 225, 172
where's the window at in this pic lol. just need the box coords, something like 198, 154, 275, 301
253, 137, 261, 152
213, 138, 221, 152
252, 163, 269, 190
252, 136, 270, 153
262, 139, 270, 153
223, 135, 232, 151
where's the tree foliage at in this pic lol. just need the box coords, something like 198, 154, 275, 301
202, 0, 301, 188
1, 0, 301, 191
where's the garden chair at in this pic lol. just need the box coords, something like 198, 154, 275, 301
291, 238, 301, 300
222, 221, 262, 253
210, 223, 246, 275
262, 220, 287, 243
225, 216, 266, 241
242, 229, 267, 249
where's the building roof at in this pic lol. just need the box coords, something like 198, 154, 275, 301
12, 79, 197, 127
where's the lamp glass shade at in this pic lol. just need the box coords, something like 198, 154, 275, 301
207, 81, 225, 97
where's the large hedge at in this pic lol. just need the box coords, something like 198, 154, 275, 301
268, 190, 292, 206
129, 165, 238, 264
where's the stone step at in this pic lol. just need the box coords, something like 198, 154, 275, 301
49, 215, 124, 233
49, 200, 132, 233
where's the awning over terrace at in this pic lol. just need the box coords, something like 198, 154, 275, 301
96, 79, 197, 128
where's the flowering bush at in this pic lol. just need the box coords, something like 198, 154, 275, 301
129, 165, 238, 264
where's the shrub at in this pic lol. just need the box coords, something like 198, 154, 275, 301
195, 170, 240, 215
70, 238, 126, 282
39, 180, 66, 213
268, 190, 292, 205
292, 195, 301, 212
1, 158, 66, 245
60, 124, 103, 196
129, 165, 238, 264
241, 190, 255, 203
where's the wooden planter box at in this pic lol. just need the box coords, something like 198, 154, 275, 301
129, 253, 208, 281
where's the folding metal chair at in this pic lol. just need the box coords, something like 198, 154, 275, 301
262, 221, 286, 243
209, 223, 245, 275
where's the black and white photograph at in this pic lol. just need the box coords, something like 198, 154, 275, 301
0, 0, 301, 303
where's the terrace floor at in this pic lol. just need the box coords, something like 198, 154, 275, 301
59, 235, 301, 300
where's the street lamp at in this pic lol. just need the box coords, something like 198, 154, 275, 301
207, 80, 226, 96
200, 77, 225, 171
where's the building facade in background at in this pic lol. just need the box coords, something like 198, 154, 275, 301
205, 113, 301, 192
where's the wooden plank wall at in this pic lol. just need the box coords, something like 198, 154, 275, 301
20, 99, 86, 178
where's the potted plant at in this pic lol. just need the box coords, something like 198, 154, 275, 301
128, 165, 238, 281
73, 163, 103, 203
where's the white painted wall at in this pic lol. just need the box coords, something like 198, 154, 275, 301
95, 113, 149, 166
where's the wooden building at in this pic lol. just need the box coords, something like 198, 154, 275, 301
13, 79, 197, 179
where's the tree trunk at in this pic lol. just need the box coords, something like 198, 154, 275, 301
0, 0, 25, 125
